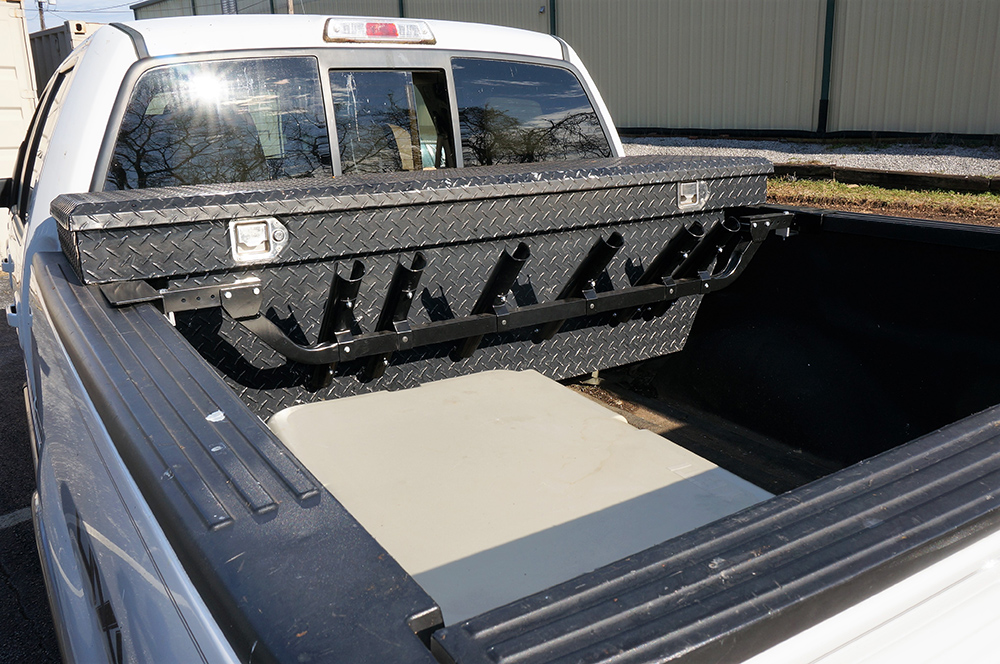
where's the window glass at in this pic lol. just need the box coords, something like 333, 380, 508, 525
105, 57, 330, 190
451, 58, 611, 166
329, 70, 454, 175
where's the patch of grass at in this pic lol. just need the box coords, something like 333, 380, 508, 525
767, 177, 1000, 226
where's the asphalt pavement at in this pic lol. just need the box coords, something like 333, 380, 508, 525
0, 277, 60, 663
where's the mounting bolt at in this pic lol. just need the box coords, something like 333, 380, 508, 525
669, 287, 675, 295
253, 287, 261, 295
765, 221, 771, 227
752, 222, 758, 228
589, 303, 595, 310
501, 319, 507, 326
272, 228, 287, 243
343, 346, 351, 354
224, 291, 232, 299
401, 335, 409, 343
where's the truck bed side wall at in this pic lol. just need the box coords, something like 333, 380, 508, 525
656, 212, 1000, 464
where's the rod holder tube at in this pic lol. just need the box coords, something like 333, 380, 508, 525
308, 260, 365, 391
616, 222, 704, 324
712, 219, 747, 275
452, 243, 530, 361
533, 232, 624, 343
671, 217, 742, 280
362, 253, 427, 382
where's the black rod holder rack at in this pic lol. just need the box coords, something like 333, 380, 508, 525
308, 260, 365, 391
105, 208, 793, 379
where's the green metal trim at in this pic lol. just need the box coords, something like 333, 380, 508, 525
817, 0, 836, 133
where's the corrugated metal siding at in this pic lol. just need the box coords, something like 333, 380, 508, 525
291, 0, 397, 17
558, 0, 825, 132
828, 0, 1000, 134
236, 0, 275, 15
193, 0, 218, 15
134, 0, 193, 19
126, 0, 1000, 135
404, 0, 547, 33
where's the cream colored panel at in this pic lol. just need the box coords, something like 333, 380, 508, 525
0, 0, 35, 181
828, 0, 1000, 133
557, 0, 825, 131
270, 370, 771, 623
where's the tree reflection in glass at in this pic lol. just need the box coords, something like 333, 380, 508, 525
105, 57, 330, 190
330, 71, 419, 174
452, 58, 611, 166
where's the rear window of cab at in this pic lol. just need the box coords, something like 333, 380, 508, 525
104, 55, 611, 190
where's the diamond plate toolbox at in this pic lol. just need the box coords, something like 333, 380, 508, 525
52, 156, 772, 413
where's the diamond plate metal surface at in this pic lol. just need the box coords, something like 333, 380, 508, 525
55, 156, 770, 285
53, 156, 771, 417
175, 213, 716, 417
70, 174, 766, 284
54, 155, 771, 230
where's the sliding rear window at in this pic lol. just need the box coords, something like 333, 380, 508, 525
329, 69, 455, 175
105, 57, 330, 190
451, 58, 611, 166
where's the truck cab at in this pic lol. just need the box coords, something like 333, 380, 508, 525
4, 14, 622, 347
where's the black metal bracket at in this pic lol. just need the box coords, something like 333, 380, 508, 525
101, 208, 793, 375
101, 277, 264, 316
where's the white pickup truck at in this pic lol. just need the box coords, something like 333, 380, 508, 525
4, 14, 1000, 664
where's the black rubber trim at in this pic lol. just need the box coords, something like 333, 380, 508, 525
34, 251, 440, 664
433, 404, 1000, 664
110, 23, 149, 59
553, 35, 571, 62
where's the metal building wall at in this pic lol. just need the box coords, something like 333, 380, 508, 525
827, 0, 1000, 134
133, 0, 193, 19
126, 0, 1000, 135
404, 0, 547, 33
293, 0, 396, 17
557, 0, 826, 132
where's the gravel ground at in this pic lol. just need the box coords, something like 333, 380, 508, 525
622, 137, 1000, 178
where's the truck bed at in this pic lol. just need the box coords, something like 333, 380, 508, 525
40, 157, 1000, 663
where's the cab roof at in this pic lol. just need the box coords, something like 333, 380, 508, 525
115, 15, 565, 61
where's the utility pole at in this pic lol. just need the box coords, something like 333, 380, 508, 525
286, 0, 293, 14
37, 0, 46, 30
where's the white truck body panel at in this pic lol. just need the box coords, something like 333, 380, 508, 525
745, 526, 1000, 663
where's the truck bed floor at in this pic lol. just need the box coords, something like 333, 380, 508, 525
569, 378, 845, 495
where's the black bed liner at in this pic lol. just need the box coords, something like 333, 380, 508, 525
432, 401, 1000, 663
35, 251, 442, 664
38, 156, 1000, 663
